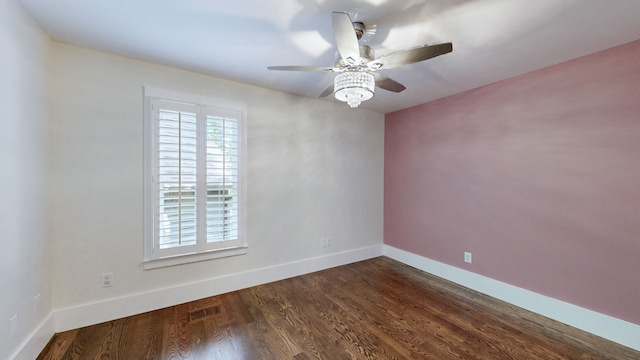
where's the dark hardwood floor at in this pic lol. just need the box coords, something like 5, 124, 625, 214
38, 257, 639, 359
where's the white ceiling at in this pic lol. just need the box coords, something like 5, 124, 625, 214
18, 0, 640, 114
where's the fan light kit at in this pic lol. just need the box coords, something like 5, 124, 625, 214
334, 71, 375, 108
268, 12, 453, 109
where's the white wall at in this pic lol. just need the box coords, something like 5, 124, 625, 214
49, 43, 384, 324
0, 1, 52, 359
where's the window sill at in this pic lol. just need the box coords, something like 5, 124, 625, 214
143, 246, 248, 270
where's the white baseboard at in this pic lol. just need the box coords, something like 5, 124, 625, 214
12, 312, 55, 360
20, 244, 637, 358
384, 245, 640, 352
54, 245, 384, 333
11, 245, 383, 359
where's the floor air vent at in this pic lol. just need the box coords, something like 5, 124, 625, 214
188, 305, 220, 322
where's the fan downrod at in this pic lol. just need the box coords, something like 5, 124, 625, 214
353, 22, 365, 40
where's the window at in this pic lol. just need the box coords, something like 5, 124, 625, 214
144, 87, 246, 268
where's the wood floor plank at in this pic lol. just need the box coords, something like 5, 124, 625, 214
295, 271, 432, 359
36, 329, 78, 360
38, 257, 640, 359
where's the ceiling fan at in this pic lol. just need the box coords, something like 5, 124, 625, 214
268, 12, 453, 108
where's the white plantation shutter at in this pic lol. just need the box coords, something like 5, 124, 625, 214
205, 114, 239, 243
144, 90, 246, 264
156, 102, 199, 252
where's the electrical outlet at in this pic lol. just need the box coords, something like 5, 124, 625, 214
102, 272, 113, 287
464, 252, 472, 264
320, 237, 333, 248
9, 314, 17, 338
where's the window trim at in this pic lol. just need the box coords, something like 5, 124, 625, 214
143, 86, 247, 269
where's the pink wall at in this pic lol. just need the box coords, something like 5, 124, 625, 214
384, 39, 640, 325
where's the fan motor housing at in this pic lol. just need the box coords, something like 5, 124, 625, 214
359, 45, 375, 61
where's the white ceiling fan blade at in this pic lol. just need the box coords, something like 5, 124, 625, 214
267, 66, 339, 72
373, 73, 406, 93
372, 43, 452, 70
332, 12, 360, 64
319, 84, 334, 98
